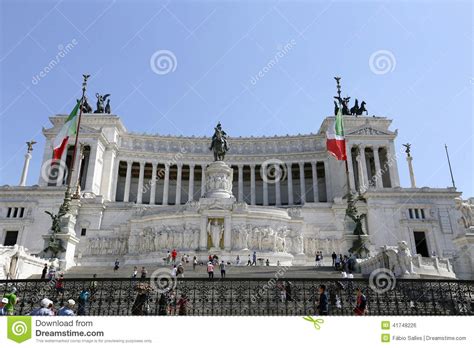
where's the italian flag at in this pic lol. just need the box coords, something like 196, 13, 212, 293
52, 100, 81, 160
326, 108, 347, 160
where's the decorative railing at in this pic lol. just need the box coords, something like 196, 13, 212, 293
1, 277, 472, 316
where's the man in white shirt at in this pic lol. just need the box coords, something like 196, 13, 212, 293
58, 299, 75, 316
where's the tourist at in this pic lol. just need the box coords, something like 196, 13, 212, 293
265, 259, 270, 266
319, 251, 324, 266
285, 281, 293, 301
166, 251, 171, 264
58, 299, 76, 316
114, 259, 120, 272
77, 288, 90, 315
4, 287, 17, 315
177, 263, 185, 278
212, 254, 219, 265
236, 255, 240, 265
177, 294, 190, 316
132, 284, 150, 315
277, 260, 281, 267
277, 281, 286, 302
335, 255, 341, 270
0, 298, 9, 315
317, 285, 328, 315
246, 255, 251, 266
171, 249, 178, 263
41, 263, 48, 279
167, 291, 177, 315
90, 274, 98, 297
30, 298, 55, 316
251, 251, 257, 266
193, 256, 198, 271
315, 252, 321, 268
158, 293, 168, 316
141, 267, 148, 279
331, 252, 337, 266
171, 265, 178, 278
207, 262, 214, 280
219, 260, 226, 278
55, 274, 65, 294
353, 288, 367, 315
48, 265, 56, 280
131, 266, 138, 279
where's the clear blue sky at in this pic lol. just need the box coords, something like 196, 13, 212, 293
0, 0, 472, 197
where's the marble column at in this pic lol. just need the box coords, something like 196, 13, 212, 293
175, 163, 182, 205
323, 160, 332, 202
275, 166, 281, 206
150, 162, 157, 205
263, 177, 268, 206
188, 164, 195, 202
287, 162, 293, 205
407, 155, 416, 188
162, 163, 170, 205
299, 162, 306, 204
137, 161, 145, 204
238, 165, 244, 202
123, 160, 132, 202
250, 164, 256, 205
311, 161, 319, 202
357, 146, 367, 191
373, 146, 383, 188
388, 142, 400, 187
19, 151, 32, 186
200, 164, 206, 197
110, 159, 120, 202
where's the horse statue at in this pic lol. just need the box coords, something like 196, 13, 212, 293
209, 122, 229, 161
358, 101, 368, 115
350, 99, 359, 115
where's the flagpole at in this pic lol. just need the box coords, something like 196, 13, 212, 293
67, 74, 90, 191
334, 76, 351, 198
444, 144, 456, 189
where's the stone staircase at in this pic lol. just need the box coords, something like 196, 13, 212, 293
31, 263, 354, 279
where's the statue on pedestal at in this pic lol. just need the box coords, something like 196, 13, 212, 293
209, 122, 229, 161
207, 220, 224, 249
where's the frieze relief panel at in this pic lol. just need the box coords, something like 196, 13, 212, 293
119, 135, 323, 156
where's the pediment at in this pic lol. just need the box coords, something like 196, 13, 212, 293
346, 125, 394, 136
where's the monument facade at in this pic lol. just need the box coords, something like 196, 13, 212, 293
0, 111, 473, 278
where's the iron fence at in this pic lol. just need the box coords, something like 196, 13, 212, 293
1, 277, 473, 316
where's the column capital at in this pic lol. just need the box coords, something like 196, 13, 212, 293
164, 163, 170, 169
189, 163, 195, 169
176, 162, 183, 168
298, 161, 305, 167
249, 164, 256, 169
237, 164, 244, 169
126, 159, 133, 165
151, 161, 158, 168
